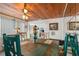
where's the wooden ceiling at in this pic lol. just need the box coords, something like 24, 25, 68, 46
0, 3, 79, 21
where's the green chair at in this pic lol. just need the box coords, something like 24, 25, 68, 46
3, 33, 22, 56
64, 33, 79, 56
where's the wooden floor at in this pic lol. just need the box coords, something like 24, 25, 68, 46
21, 39, 59, 56
0, 39, 60, 56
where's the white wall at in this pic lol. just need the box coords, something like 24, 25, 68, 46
0, 16, 1, 37
27, 20, 49, 39
28, 18, 64, 40
27, 15, 79, 41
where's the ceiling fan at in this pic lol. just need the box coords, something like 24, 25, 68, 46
22, 3, 28, 20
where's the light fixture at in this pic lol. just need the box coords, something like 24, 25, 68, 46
22, 3, 29, 20
24, 9, 28, 13
25, 16, 28, 19
22, 14, 28, 19
22, 14, 26, 19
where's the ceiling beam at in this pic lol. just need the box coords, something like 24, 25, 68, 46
0, 12, 23, 21
63, 3, 68, 17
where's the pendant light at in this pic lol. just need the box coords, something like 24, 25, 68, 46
22, 3, 28, 20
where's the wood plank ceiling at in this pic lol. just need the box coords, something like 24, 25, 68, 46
0, 3, 79, 21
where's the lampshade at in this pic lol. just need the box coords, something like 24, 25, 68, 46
22, 15, 28, 20
25, 16, 28, 19
22, 15, 26, 19
24, 9, 28, 13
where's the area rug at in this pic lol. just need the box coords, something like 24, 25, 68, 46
44, 40, 53, 45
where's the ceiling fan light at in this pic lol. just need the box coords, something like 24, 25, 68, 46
24, 9, 28, 13
22, 15, 26, 19
25, 16, 28, 19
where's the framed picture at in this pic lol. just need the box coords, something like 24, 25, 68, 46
68, 22, 79, 30
49, 23, 58, 30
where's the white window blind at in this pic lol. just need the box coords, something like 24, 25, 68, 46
1, 16, 15, 34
